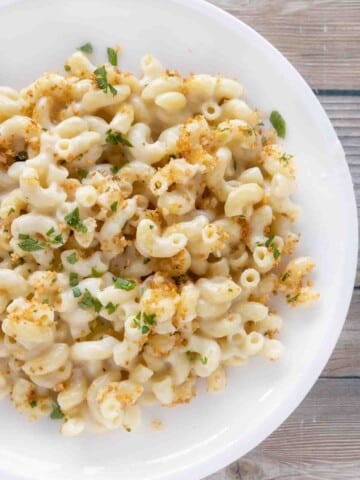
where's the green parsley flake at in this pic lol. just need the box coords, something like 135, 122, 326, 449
94, 66, 117, 96
113, 277, 136, 291
110, 165, 120, 175
287, 293, 300, 303
64, 64, 71, 72
270, 110, 286, 138
105, 129, 133, 147
281, 272, 290, 282
29, 400, 37, 408
199, 355, 208, 365
133, 311, 157, 334
280, 153, 293, 164
78, 288, 102, 313
186, 351, 208, 364
107, 47, 118, 66
65, 207, 88, 233
69, 272, 79, 287
18, 234, 45, 252
66, 252, 78, 264
77, 169, 88, 180
78, 42, 93, 54
113, 277, 136, 292
91, 267, 102, 278
110, 201, 118, 213
14, 151, 28, 162
105, 302, 118, 315
143, 258, 150, 264
265, 234, 281, 260
50, 400, 64, 419
72, 286, 81, 298
46, 227, 63, 245
8, 208, 15, 216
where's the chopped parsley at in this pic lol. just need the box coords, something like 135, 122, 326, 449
113, 277, 136, 291
143, 258, 150, 264
8, 208, 15, 216
110, 201, 118, 213
265, 234, 281, 260
77, 168, 88, 180
46, 227, 63, 245
94, 65, 117, 96
279, 153, 293, 164
50, 400, 64, 419
281, 272, 290, 282
287, 293, 300, 303
78, 42, 93, 54
29, 400, 37, 408
17, 234, 45, 252
17, 257, 25, 266
270, 110, 286, 138
78, 288, 102, 313
64, 64, 71, 72
199, 355, 208, 365
66, 252, 78, 264
65, 207, 88, 233
186, 351, 208, 364
14, 151, 28, 162
69, 272, 79, 287
107, 47, 118, 66
91, 267, 102, 278
133, 311, 156, 334
72, 286, 81, 298
110, 165, 120, 175
105, 129, 133, 147
105, 302, 119, 315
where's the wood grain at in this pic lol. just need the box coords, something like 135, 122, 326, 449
205, 1, 360, 479
323, 287, 360, 377
319, 95, 360, 287
206, 379, 360, 479
207, 0, 360, 90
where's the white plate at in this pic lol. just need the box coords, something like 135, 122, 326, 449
0, 0, 357, 479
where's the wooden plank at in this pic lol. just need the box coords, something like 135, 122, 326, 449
322, 287, 360, 377
207, 378, 360, 479
318, 95, 360, 286
208, 0, 360, 90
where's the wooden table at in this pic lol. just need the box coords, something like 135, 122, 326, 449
206, 1, 360, 479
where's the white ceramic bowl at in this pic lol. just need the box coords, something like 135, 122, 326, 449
0, 0, 357, 479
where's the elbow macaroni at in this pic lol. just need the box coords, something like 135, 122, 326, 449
0, 47, 318, 435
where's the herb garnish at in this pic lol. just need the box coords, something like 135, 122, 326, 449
50, 400, 64, 419
105, 129, 133, 147
69, 272, 79, 287
66, 252, 78, 264
78, 288, 102, 313
105, 302, 118, 315
65, 207, 88, 233
107, 47, 118, 66
270, 110, 286, 138
265, 234, 281, 260
133, 311, 156, 334
113, 277, 136, 291
78, 42, 93, 54
91, 267, 102, 278
94, 66, 117, 96
17, 234, 45, 252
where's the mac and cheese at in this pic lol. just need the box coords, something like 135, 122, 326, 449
0, 46, 318, 435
